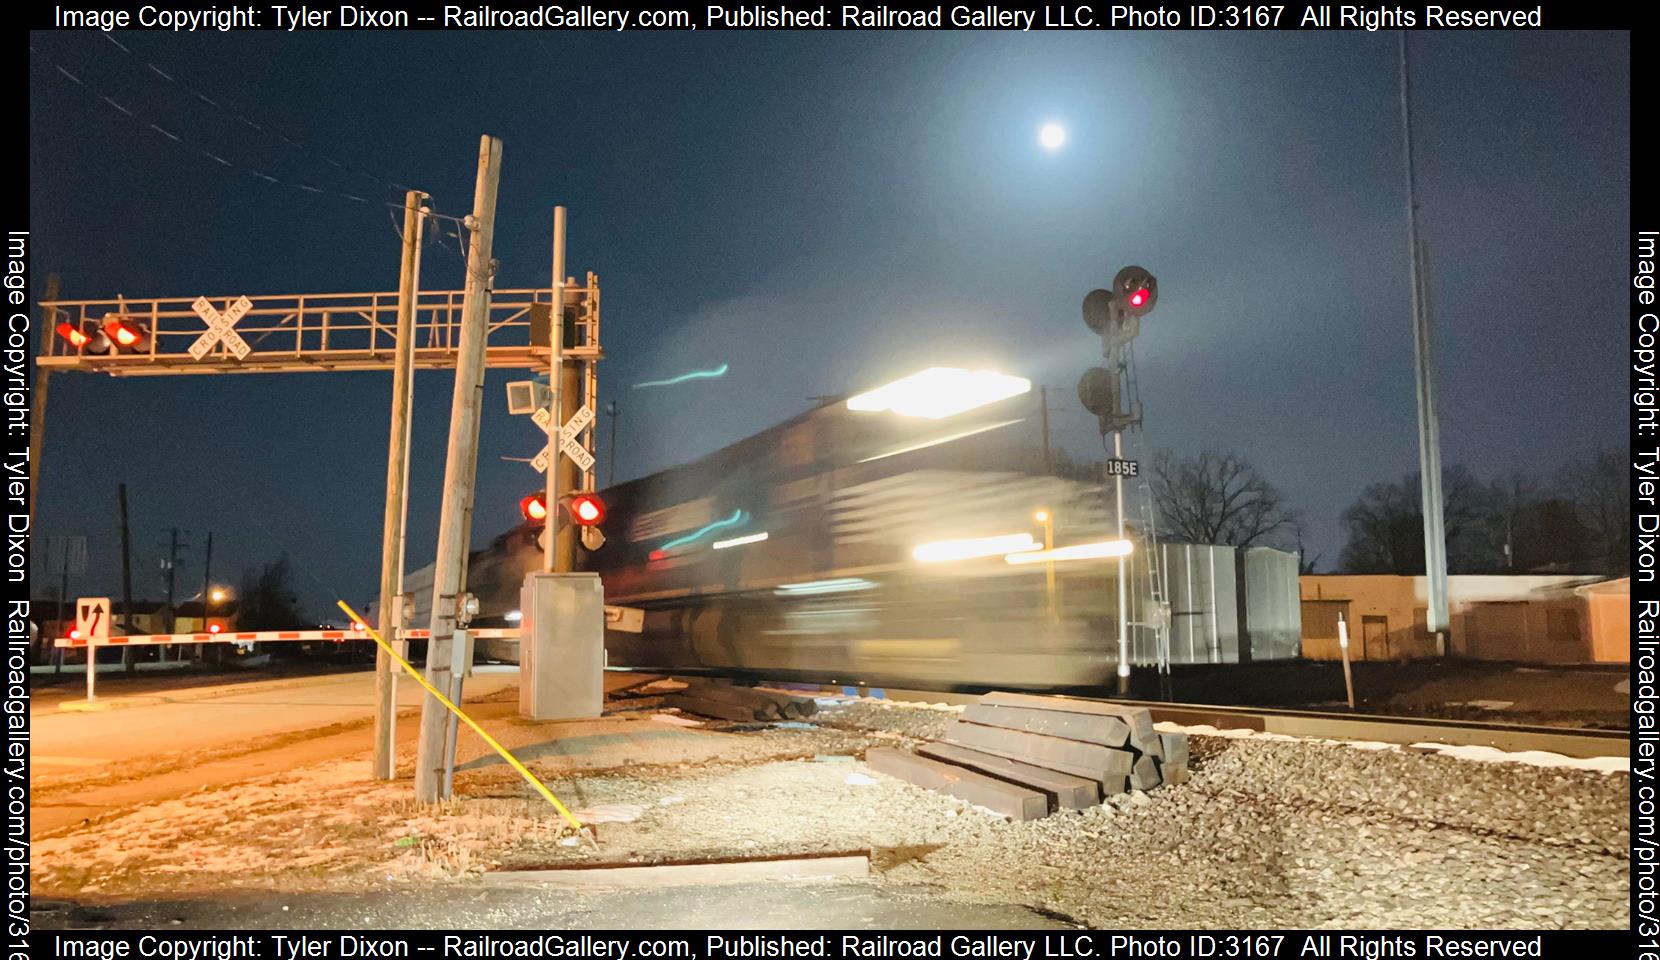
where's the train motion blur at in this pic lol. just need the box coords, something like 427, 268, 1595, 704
419, 368, 1301, 690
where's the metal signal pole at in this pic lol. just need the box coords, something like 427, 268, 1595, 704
416, 136, 502, 803
374, 189, 427, 781
1399, 32, 1449, 650
543, 207, 566, 573
1112, 374, 1130, 696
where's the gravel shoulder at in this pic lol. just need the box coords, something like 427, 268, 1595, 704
32, 694, 1628, 930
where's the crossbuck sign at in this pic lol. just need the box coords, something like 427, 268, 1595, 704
530, 403, 596, 473
190, 296, 253, 360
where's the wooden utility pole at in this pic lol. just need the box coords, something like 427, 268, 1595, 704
117, 483, 136, 672
162, 527, 183, 660
373, 189, 427, 781
1039, 386, 1052, 474
415, 136, 502, 803
28, 275, 60, 532
199, 531, 213, 661
164, 528, 181, 631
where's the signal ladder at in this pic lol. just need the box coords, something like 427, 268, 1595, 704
1120, 344, 1174, 696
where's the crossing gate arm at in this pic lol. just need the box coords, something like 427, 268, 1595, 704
52, 609, 641, 647
54, 627, 523, 648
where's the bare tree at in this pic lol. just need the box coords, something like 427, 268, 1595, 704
238, 555, 307, 630
1150, 449, 1298, 548
1337, 467, 1502, 574
1049, 447, 1101, 483
1557, 449, 1630, 575
1293, 525, 1323, 573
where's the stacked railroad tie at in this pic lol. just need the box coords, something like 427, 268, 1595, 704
661, 681, 820, 722
866, 691, 1190, 822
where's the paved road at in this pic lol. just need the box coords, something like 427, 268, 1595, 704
33, 666, 522, 776
34, 880, 1076, 929
29, 666, 574, 837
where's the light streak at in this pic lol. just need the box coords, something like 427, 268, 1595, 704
658, 509, 746, 550
1005, 539, 1134, 565
858, 418, 1025, 463
912, 533, 1040, 563
712, 531, 769, 550
633, 363, 729, 389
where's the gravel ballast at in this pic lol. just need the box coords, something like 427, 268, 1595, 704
34, 696, 1627, 930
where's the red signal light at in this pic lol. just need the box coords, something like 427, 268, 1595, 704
1128, 288, 1149, 308
102, 316, 147, 349
208, 623, 222, 634
520, 493, 549, 523
569, 493, 605, 527
69, 628, 81, 640
56, 322, 90, 348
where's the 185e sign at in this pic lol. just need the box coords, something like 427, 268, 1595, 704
1105, 459, 1140, 478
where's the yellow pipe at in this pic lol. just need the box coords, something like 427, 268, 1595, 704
336, 600, 585, 834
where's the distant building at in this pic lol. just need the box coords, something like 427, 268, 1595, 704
30, 598, 171, 637
1300, 574, 1627, 664
171, 600, 240, 634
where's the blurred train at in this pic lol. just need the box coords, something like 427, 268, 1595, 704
406, 371, 1301, 690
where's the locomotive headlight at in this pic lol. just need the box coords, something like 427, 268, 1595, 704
847, 367, 1031, 419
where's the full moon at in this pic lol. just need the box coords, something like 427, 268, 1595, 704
1039, 122, 1066, 151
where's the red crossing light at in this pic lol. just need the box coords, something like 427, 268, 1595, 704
569, 493, 605, 527
56, 322, 90, 348
520, 493, 549, 524
102, 316, 147, 348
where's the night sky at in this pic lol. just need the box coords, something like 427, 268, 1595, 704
27, 29, 1630, 615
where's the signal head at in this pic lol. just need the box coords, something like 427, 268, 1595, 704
55, 322, 89, 348
1112, 265, 1157, 317
1077, 366, 1118, 418
569, 493, 606, 527
1082, 288, 1116, 333
520, 493, 549, 524
57, 320, 113, 354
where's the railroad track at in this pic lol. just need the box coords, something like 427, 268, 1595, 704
734, 681, 1630, 760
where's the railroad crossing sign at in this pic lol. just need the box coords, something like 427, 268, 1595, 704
529, 404, 596, 473
75, 597, 110, 642
189, 296, 253, 360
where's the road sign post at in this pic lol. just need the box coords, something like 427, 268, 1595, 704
76, 597, 110, 702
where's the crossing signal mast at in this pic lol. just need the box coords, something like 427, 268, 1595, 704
1078, 265, 1157, 695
